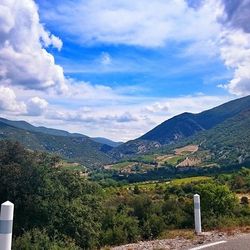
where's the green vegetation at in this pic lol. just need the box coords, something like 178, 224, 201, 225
0, 119, 113, 167
1, 141, 249, 249
164, 155, 184, 165
59, 161, 87, 172
111, 96, 250, 168
0, 141, 102, 249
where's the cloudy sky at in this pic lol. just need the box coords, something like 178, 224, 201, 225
0, 0, 249, 141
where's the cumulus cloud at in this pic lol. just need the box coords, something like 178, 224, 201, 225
144, 102, 169, 114
0, 86, 26, 113
222, 0, 250, 33
0, 0, 248, 141
0, 0, 67, 92
27, 96, 48, 116
219, 29, 250, 95
47, 109, 137, 124
209, 0, 250, 96
38, 0, 250, 95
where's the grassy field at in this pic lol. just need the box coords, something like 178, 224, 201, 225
105, 176, 212, 195
171, 176, 211, 185
164, 155, 184, 165
58, 161, 87, 171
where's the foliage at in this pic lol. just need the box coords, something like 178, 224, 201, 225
1, 141, 250, 248
0, 119, 113, 167
13, 229, 79, 250
0, 140, 102, 249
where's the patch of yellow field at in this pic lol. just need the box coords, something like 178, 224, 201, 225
156, 154, 175, 163
174, 145, 199, 155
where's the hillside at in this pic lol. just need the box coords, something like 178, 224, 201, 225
112, 95, 250, 158
0, 117, 87, 137
0, 120, 113, 167
187, 108, 250, 166
91, 137, 123, 147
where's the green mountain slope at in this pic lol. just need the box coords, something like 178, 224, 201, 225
112, 95, 250, 158
140, 95, 250, 143
0, 121, 113, 167
187, 109, 250, 166
0, 118, 86, 137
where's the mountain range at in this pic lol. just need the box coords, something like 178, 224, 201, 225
0, 95, 249, 167
111, 95, 250, 164
0, 118, 120, 166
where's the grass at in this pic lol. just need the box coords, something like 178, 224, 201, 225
164, 155, 184, 165
59, 161, 86, 171
108, 161, 135, 170
171, 176, 212, 185
137, 154, 156, 162
105, 176, 212, 195
160, 229, 195, 240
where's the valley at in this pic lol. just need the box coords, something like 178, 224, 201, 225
0, 96, 249, 249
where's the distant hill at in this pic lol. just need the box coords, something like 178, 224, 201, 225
0, 118, 86, 137
112, 95, 250, 158
0, 118, 114, 167
91, 137, 123, 147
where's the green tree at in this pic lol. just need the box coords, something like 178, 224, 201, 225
195, 183, 237, 218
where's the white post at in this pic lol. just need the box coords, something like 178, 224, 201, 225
194, 194, 201, 234
0, 201, 14, 250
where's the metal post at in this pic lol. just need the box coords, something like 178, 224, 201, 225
0, 201, 14, 250
194, 194, 201, 234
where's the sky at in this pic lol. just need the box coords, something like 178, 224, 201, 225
0, 0, 250, 141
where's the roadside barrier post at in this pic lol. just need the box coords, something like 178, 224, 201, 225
0, 201, 14, 250
194, 194, 201, 234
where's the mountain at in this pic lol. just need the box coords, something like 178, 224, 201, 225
112, 95, 250, 158
186, 108, 250, 166
0, 118, 114, 167
0, 118, 86, 137
91, 137, 123, 147
140, 95, 250, 143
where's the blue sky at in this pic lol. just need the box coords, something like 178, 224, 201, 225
49, 41, 230, 97
38, 0, 231, 98
0, 0, 249, 141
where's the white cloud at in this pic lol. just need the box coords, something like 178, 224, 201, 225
40, 0, 223, 48
27, 96, 48, 116
38, 0, 250, 96
31, 94, 230, 141
100, 52, 112, 65
0, 0, 247, 141
219, 29, 250, 95
144, 102, 169, 114
0, 0, 67, 92
0, 86, 26, 113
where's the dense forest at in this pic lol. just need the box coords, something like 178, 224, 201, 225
0, 140, 249, 249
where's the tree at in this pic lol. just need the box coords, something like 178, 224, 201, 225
195, 183, 237, 218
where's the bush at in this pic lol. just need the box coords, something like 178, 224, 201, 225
13, 229, 80, 250
195, 183, 237, 218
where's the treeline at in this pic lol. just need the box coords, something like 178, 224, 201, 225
0, 141, 249, 249
90, 162, 250, 184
